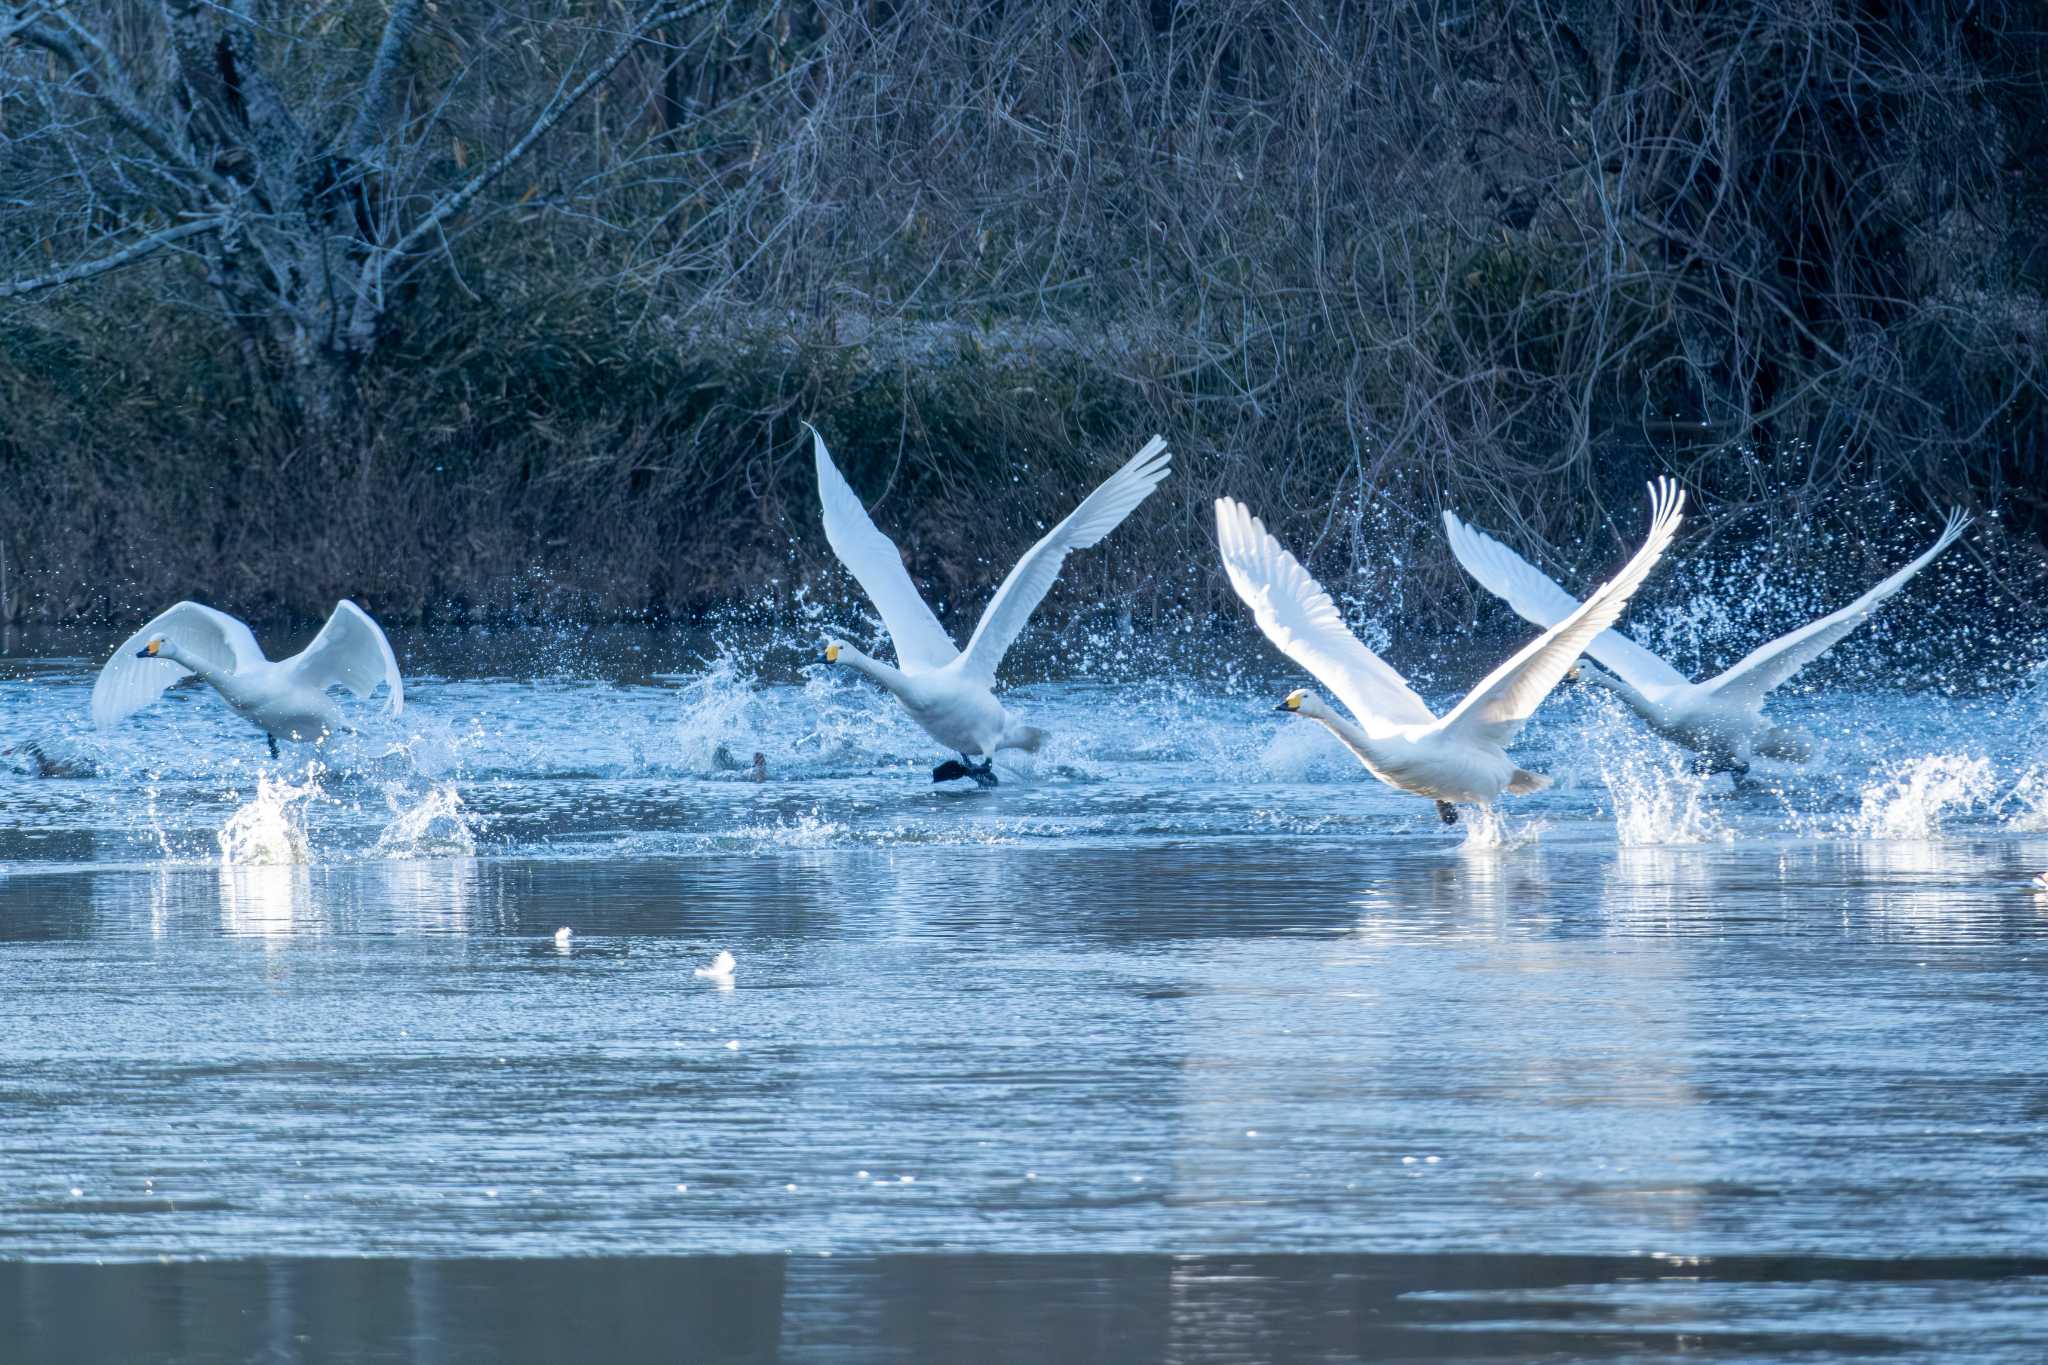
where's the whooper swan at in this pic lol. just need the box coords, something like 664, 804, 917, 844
814, 427, 1170, 786
1218, 479, 1685, 823
92, 600, 403, 758
1443, 503, 1968, 773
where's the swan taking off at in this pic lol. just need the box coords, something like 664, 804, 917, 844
92, 600, 403, 758
813, 427, 1170, 786
1218, 480, 1685, 823
1443, 504, 1969, 774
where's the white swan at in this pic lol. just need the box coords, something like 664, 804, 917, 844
1217, 479, 1684, 823
92, 600, 403, 757
1443, 504, 1969, 773
813, 427, 1170, 785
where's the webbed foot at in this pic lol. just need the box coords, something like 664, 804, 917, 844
1436, 801, 1459, 825
932, 755, 999, 787
267, 735, 279, 760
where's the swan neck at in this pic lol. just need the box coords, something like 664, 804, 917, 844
1584, 666, 1658, 722
1305, 704, 1392, 768
161, 641, 226, 688
840, 646, 911, 697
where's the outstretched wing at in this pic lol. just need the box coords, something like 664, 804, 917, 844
811, 426, 959, 672
1439, 478, 1686, 748
1214, 497, 1437, 735
285, 600, 404, 715
1442, 509, 1690, 694
1699, 507, 1970, 713
957, 436, 1172, 685
90, 600, 267, 730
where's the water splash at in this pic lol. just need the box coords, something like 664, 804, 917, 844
694, 949, 737, 988
1848, 753, 1996, 840
728, 810, 851, 849
216, 769, 322, 866
1995, 762, 2048, 833
672, 653, 767, 773
1458, 805, 1544, 852
1595, 743, 1729, 848
375, 784, 477, 858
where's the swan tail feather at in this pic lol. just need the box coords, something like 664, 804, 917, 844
1000, 725, 1049, 754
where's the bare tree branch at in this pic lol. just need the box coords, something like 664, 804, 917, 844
345, 0, 721, 352
8, 8, 219, 191
0, 216, 219, 298
344, 0, 425, 161
390, 1, 718, 262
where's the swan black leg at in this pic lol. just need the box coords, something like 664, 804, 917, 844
1436, 801, 1459, 825
932, 754, 999, 787
267, 734, 279, 760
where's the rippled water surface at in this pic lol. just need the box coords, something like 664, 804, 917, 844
5, 624, 2048, 1359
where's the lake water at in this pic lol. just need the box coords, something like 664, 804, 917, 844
4, 624, 2048, 1361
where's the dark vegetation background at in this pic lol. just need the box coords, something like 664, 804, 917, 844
2, 0, 2045, 630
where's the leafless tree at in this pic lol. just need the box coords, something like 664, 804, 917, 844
0, 0, 2042, 625
1, 0, 729, 419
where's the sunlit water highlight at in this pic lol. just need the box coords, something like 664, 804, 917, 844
3, 622, 2048, 1356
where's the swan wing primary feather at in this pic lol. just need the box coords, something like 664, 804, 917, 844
90, 600, 267, 730
285, 600, 404, 714
1214, 497, 1437, 734
957, 436, 1172, 684
1698, 507, 1970, 714
811, 426, 959, 672
1440, 477, 1686, 748
1442, 508, 1690, 694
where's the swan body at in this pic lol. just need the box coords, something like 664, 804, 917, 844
1442, 505, 1970, 772
92, 600, 403, 754
1218, 479, 1685, 817
814, 427, 1170, 784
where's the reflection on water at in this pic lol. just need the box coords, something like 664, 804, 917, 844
217, 864, 313, 939
4, 631, 2048, 1356
4, 841, 2044, 1271
6, 1251, 2046, 1362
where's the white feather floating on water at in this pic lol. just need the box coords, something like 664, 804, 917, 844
694, 950, 737, 985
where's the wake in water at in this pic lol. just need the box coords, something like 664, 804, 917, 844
8, 604, 2048, 866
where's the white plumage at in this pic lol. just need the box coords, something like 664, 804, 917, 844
1218, 479, 1685, 820
92, 600, 403, 753
814, 427, 1170, 785
1442, 504, 1969, 771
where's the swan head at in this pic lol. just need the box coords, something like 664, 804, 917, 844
1275, 688, 1320, 716
136, 637, 166, 660
822, 639, 844, 665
